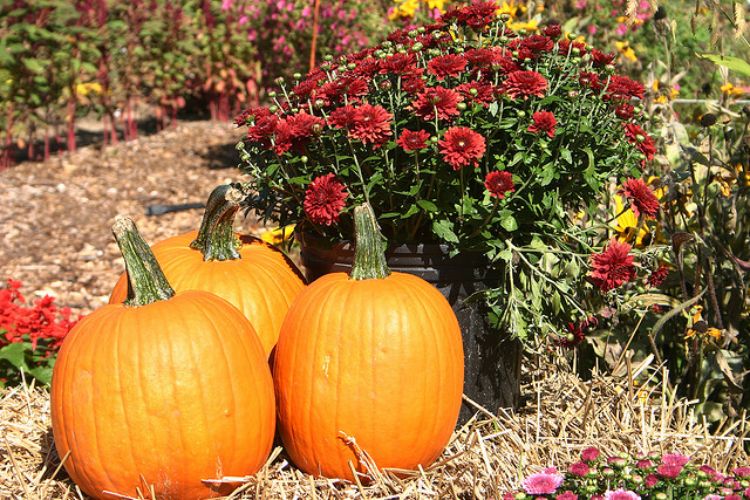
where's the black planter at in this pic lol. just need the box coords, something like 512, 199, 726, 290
298, 231, 521, 424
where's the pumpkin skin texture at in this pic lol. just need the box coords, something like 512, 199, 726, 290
52, 291, 276, 499
273, 271, 464, 481
110, 231, 305, 356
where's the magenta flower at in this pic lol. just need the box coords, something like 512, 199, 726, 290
657, 463, 683, 479
569, 461, 590, 477
556, 492, 578, 500
522, 471, 564, 495
733, 466, 750, 478
604, 489, 640, 500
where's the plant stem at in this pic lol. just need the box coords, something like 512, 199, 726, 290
190, 184, 245, 261
112, 216, 175, 307
350, 203, 391, 281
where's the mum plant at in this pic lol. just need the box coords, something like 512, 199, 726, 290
236, 1, 656, 342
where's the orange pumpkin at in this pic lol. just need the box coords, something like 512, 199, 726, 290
52, 217, 275, 499
110, 184, 305, 356
273, 203, 464, 481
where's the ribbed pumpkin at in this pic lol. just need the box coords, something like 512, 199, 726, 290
273, 203, 464, 481
109, 184, 305, 356
52, 217, 275, 499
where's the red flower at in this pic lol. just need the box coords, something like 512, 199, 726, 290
484, 170, 514, 198
645, 474, 659, 487
636, 459, 654, 469
591, 49, 616, 67
579, 71, 602, 91
624, 123, 656, 162
380, 52, 419, 76
402, 74, 426, 93
397, 129, 431, 152
274, 112, 325, 154
503, 70, 548, 99
465, 47, 519, 73
520, 35, 554, 55
292, 78, 320, 99
589, 239, 636, 292
456, 81, 497, 106
569, 462, 590, 477
444, 1, 498, 30
556, 492, 578, 500
303, 174, 348, 226
558, 39, 588, 56
615, 103, 635, 120
428, 54, 467, 80
411, 86, 463, 121
606, 75, 646, 101
619, 178, 659, 218
528, 110, 557, 138
351, 104, 393, 148
439, 127, 486, 170
246, 113, 279, 147
543, 23, 562, 38
559, 316, 598, 348
328, 105, 358, 130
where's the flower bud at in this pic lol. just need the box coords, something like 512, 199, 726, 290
500, 13, 511, 21
269, 105, 278, 113
512, 50, 520, 58
382, 40, 393, 48
408, 30, 418, 37
654, 494, 667, 500
314, 99, 325, 109
417, 26, 426, 33
432, 30, 443, 39
517, 28, 527, 36
567, 32, 577, 40
324, 54, 333, 61
572, 47, 581, 56
293, 73, 302, 80
585, 485, 598, 494
605, 64, 616, 73
469, 88, 479, 96
412, 42, 424, 51
457, 102, 467, 111
499, 35, 509, 43
602, 467, 615, 477
517, 110, 526, 118
268, 91, 277, 98
684, 477, 696, 486
582, 53, 591, 62
300, 156, 308, 163
275, 76, 285, 84
513, 493, 526, 500
566, 333, 575, 342
380, 80, 392, 90
430, 136, 439, 143
632, 474, 643, 484
312, 123, 323, 135
347, 63, 356, 70
240, 152, 250, 162
398, 48, 407, 54
699, 480, 712, 488
235, 141, 245, 150
291, 108, 299, 113
572, 57, 581, 65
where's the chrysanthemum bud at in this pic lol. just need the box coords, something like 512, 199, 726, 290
323, 54, 333, 61
499, 36, 509, 43
275, 76, 285, 84
567, 32, 577, 40
300, 156, 308, 163
382, 40, 393, 48
293, 72, 302, 80
500, 13, 511, 21
517, 110, 526, 117
457, 102, 467, 111
432, 30, 443, 39
314, 99, 325, 109
654, 494, 667, 500
412, 42, 424, 52
408, 30, 418, 37
312, 123, 323, 135
235, 141, 245, 150
268, 91, 277, 98
572, 48, 581, 56
347, 63, 356, 70
582, 53, 591, 62
469, 88, 479, 96
269, 105, 278, 113
417, 26, 426, 33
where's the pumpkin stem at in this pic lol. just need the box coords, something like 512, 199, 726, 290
350, 203, 391, 281
112, 216, 175, 306
190, 184, 245, 261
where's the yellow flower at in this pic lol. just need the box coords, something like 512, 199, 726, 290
737, 164, 750, 187
389, 0, 419, 20
612, 195, 650, 247
260, 224, 296, 245
76, 82, 103, 97
721, 82, 745, 97
497, 0, 520, 18
507, 18, 538, 32
615, 41, 637, 62
426, 0, 446, 12
646, 176, 666, 200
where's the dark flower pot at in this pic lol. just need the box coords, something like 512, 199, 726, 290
297, 231, 521, 424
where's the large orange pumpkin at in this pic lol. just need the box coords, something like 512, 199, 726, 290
52, 217, 275, 499
273, 203, 464, 481
109, 184, 305, 356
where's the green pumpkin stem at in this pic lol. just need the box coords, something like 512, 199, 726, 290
350, 203, 391, 281
112, 216, 175, 306
190, 184, 245, 261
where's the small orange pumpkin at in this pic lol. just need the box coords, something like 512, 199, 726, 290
110, 184, 305, 356
52, 217, 275, 499
273, 203, 464, 481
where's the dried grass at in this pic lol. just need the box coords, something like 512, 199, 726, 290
1, 359, 747, 499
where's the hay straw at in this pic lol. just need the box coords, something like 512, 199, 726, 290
1, 362, 747, 499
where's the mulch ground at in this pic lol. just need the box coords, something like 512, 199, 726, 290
1, 121, 258, 317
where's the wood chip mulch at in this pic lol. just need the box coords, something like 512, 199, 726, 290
1, 121, 258, 317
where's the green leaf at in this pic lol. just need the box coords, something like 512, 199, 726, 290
560, 148, 572, 165
488, 101, 499, 117
500, 213, 518, 232
416, 199, 438, 213
0, 343, 29, 371
23, 58, 45, 73
401, 204, 419, 219
432, 219, 459, 243
699, 54, 750, 77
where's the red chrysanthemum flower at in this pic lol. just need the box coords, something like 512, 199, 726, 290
273, 112, 325, 154
615, 103, 635, 120
484, 170, 514, 198
581, 447, 600, 462
446, 0, 498, 30
303, 173, 348, 226
402, 72, 426, 93
503, 70, 548, 99
528, 110, 557, 138
591, 49, 616, 67
520, 35, 554, 55
380, 52, 419, 76
657, 464, 684, 479
543, 23, 562, 38
411, 86, 463, 121
606, 75, 646, 101
624, 123, 656, 162
439, 127, 486, 170
351, 104, 393, 148
397, 129, 431, 152
558, 316, 598, 348
557, 39, 588, 56
589, 239, 636, 292
428, 54, 467, 80
569, 462, 590, 477
465, 47, 519, 74
292, 78, 321, 99
619, 177, 659, 218
456, 81, 497, 106
328, 105, 358, 130
246, 112, 279, 147
579, 71, 602, 91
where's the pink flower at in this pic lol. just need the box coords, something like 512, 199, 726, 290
569, 461, 590, 477
733, 466, 750, 478
556, 492, 578, 500
661, 453, 690, 467
522, 471, 564, 495
657, 463, 684, 479
636, 459, 653, 469
582, 447, 600, 462
605, 490, 640, 500
645, 474, 659, 487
